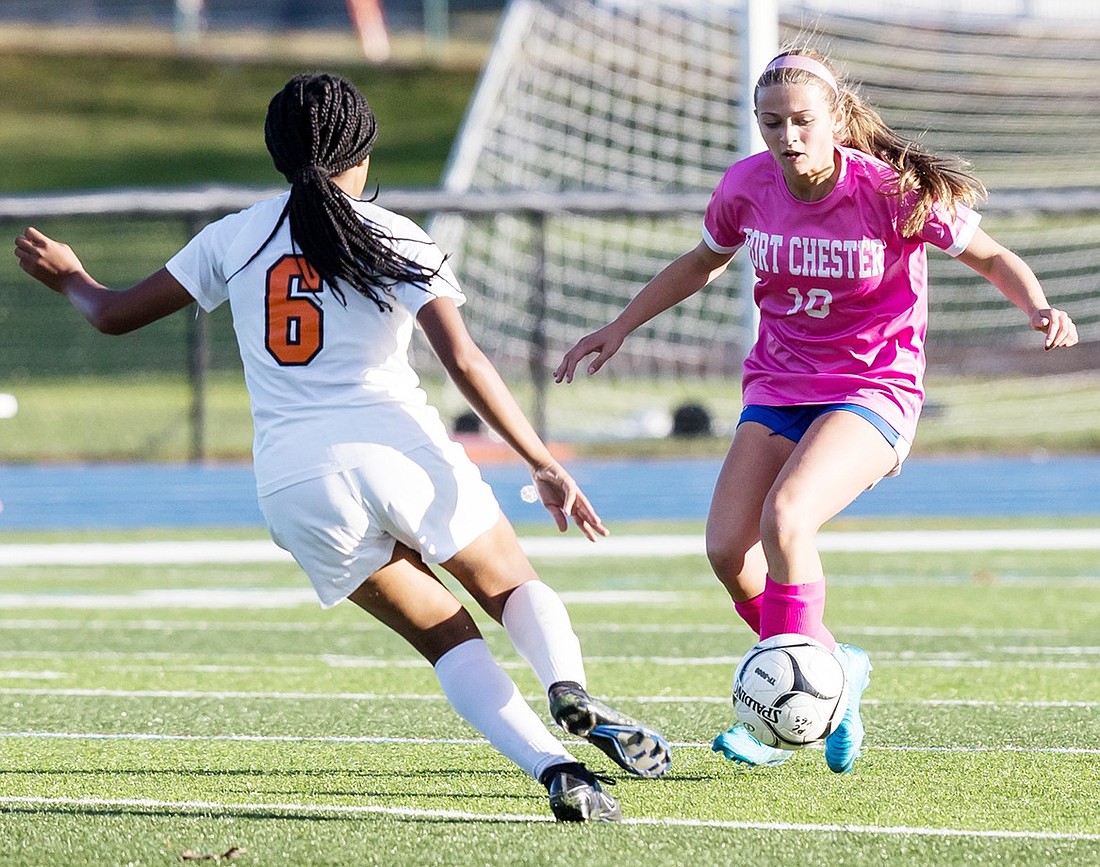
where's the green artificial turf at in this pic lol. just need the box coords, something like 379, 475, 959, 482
0, 524, 1097, 865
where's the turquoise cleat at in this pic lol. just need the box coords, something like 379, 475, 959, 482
712, 724, 793, 768
825, 643, 872, 774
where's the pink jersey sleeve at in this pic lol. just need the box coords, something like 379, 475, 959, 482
702, 154, 774, 254
702, 172, 742, 253
914, 199, 982, 257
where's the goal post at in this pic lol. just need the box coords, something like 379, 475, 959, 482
738, 0, 778, 344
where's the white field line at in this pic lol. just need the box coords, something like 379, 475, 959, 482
72, 659, 1100, 673
0, 651, 1097, 672
2, 646, 1096, 662
3, 528, 1100, 568
0, 586, 1094, 610
1, 794, 1097, 841
0, 588, 692, 609
5, 731, 1099, 757
581, 655, 1100, 669
0, 588, 319, 610
1, 686, 1096, 710
0, 618, 1067, 638
0, 670, 64, 680
0, 618, 334, 632
0, 582, 1094, 610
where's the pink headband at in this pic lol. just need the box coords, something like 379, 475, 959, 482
762, 55, 840, 97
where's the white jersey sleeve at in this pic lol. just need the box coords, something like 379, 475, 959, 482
166, 207, 256, 312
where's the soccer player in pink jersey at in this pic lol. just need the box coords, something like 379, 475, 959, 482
556, 48, 1077, 773
15, 72, 671, 821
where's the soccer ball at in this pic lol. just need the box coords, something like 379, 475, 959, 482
732, 633, 848, 750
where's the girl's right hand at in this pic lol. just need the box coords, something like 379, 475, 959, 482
553, 323, 627, 383
1029, 307, 1078, 350
14, 227, 84, 293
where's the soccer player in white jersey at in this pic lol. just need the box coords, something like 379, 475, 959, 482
557, 48, 1078, 774
15, 72, 670, 822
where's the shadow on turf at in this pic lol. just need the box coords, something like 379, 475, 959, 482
0, 803, 564, 825
1, 765, 681, 822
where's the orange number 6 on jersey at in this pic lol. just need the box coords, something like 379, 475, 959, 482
266, 255, 324, 365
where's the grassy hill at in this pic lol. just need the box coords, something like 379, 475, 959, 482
0, 45, 479, 192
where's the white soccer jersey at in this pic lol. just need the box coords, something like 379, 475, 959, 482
166, 191, 466, 496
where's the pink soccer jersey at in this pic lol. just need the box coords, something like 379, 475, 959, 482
703, 145, 980, 443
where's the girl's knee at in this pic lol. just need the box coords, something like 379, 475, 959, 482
706, 535, 749, 576
760, 494, 819, 553
706, 536, 765, 599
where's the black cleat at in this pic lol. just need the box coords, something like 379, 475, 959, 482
541, 762, 622, 822
549, 682, 672, 778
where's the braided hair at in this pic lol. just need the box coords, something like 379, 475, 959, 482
756, 48, 986, 237
252, 72, 438, 310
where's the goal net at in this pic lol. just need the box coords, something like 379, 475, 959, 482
431, 0, 753, 383
427, 0, 1100, 438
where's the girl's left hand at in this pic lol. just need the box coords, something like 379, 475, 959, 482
1031, 308, 1078, 350
531, 462, 610, 542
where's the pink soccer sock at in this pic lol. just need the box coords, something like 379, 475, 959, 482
734, 592, 763, 636
759, 575, 835, 649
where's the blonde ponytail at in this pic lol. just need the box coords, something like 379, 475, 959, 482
839, 88, 986, 235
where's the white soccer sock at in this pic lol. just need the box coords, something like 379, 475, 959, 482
501, 580, 586, 691
433, 638, 575, 781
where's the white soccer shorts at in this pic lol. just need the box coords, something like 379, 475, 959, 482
259, 438, 502, 608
